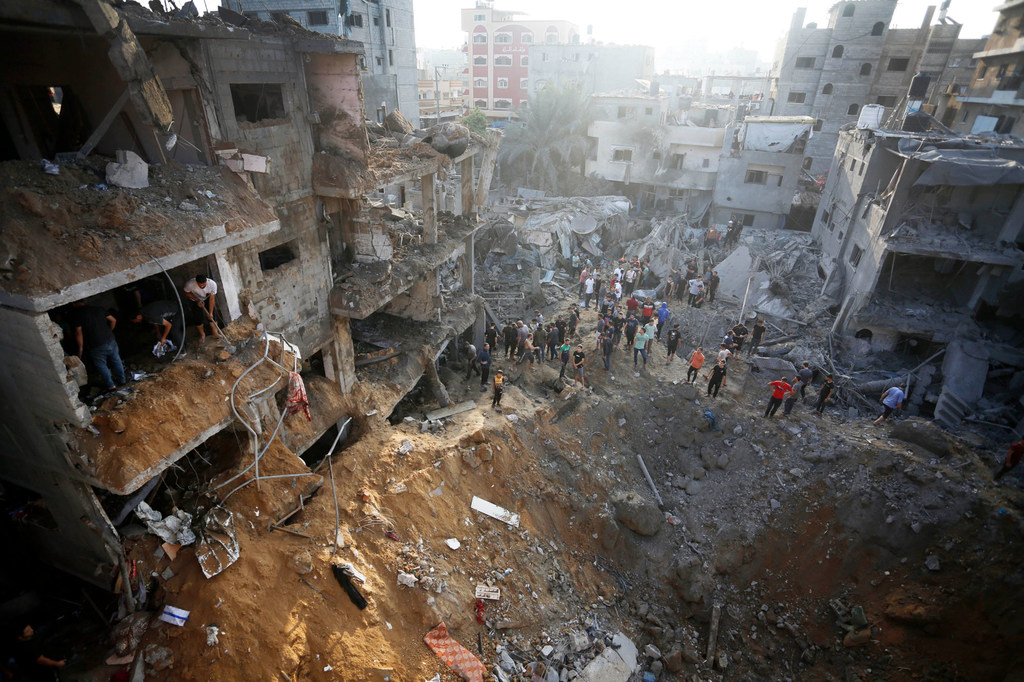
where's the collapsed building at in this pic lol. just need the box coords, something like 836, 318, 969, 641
0, 0, 496, 587
814, 123, 1024, 431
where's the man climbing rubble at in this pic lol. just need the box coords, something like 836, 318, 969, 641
764, 376, 792, 418
184, 274, 222, 342
749, 319, 766, 356
872, 384, 905, 425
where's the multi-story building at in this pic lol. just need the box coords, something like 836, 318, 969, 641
527, 44, 655, 96
941, 0, 1024, 136
812, 125, 1024, 423
0, 0, 493, 586
461, 1, 578, 121
237, 0, 421, 126
418, 70, 466, 126
768, 0, 984, 174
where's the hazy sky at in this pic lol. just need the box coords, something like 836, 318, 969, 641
413, 0, 998, 63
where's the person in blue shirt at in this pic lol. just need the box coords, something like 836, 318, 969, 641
655, 302, 670, 340
872, 384, 905, 425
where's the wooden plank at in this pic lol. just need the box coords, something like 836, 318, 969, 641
77, 88, 130, 159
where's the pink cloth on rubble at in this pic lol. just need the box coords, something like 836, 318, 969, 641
423, 622, 485, 682
285, 371, 311, 422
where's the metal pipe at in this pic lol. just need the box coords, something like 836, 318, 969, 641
148, 255, 186, 361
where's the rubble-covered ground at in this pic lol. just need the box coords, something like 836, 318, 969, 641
107, 281, 1024, 681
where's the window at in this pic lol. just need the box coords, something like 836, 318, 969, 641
348, 12, 363, 27
474, 56, 487, 66
977, 65, 988, 80
702, 158, 710, 168
813, 119, 823, 131
612, 148, 633, 162
617, 106, 633, 119
230, 83, 286, 123
520, 78, 529, 89
860, 63, 872, 76
573, 53, 580, 62
832, 45, 844, 59
473, 34, 487, 43
822, 83, 833, 94
787, 92, 807, 103
494, 99, 511, 109
473, 78, 486, 87
494, 32, 512, 43
542, 53, 549, 62
497, 78, 509, 89
375, 56, 383, 66
652, 151, 662, 161
876, 95, 897, 107
872, 21, 885, 36
259, 241, 298, 271
473, 13, 485, 20
307, 10, 328, 25
670, 154, 685, 169
802, 157, 813, 170
745, 169, 768, 184
847, 103, 859, 115
521, 32, 533, 43
850, 158, 856, 171
742, 214, 755, 227
388, 50, 393, 66
997, 64, 1009, 79
842, 4, 855, 17
385, 9, 391, 27
474, 99, 487, 108
546, 31, 558, 44
888, 57, 910, 71
373, 16, 379, 26
795, 57, 816, 69
494, 55, 511, 66
644, 107, 653, 115
849, 244, 864, 267
521, 56, 529, 66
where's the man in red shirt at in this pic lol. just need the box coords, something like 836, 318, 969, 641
764, 376, 792, 418
626, 295, 640, 314
641, 298, 655, 324
994, 439, 1024, 482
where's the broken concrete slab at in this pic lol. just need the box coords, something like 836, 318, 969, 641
426, 400, 477, 421
890, 419, 953, 457
471, 496, 520, 528
581, 633, 637, 682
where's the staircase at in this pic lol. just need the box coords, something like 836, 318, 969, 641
934, 388, 970, 429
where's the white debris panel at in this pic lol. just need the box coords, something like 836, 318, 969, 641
514, 196, 632, 268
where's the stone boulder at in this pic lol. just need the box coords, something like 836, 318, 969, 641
890, 419, 953, 458
612, 491, 663, 536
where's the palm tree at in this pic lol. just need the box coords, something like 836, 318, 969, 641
498, 84, 592, 195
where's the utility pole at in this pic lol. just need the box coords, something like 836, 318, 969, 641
434, 64, 448, 127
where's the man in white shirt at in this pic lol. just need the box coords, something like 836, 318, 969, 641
687, 277, 704, 307
584, 276, 596, 309
184, 274, 222, 341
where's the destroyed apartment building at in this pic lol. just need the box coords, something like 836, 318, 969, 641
0, 0, 496, 587
813, 122, 1024, 431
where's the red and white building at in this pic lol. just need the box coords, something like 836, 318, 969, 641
461, 1, 578, 120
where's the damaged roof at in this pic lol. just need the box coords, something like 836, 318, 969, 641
0, 161, 279, 311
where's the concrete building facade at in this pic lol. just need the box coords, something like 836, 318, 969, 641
0, 0, 493, 588
769, 0, 983, 174
237, 0, 422, 126
418, 70, 465, 126
527, 44, 656, 97
461, 1, 578, 120
941, 0, 1024, 136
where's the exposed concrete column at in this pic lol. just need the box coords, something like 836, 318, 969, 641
463, 234, 475, 293
474, 130, 502, 209
460, 156, 475, 216
999, 190, 1024, 243
422, 173, 437, 244
214, 251, 243, 322
966, 266, 993, 311
329, 316, 357, 393
424, 356, 451, 408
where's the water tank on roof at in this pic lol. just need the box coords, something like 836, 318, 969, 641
857, 104, 885, 129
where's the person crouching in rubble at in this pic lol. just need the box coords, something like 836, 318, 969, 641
872, 384, 905, 425
135, 300, 185, 357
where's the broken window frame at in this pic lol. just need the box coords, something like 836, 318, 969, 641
795, 57, 816, 69
849, 244, 864, 267
258, 240, 300, 272
787, 91, 807, 104
744, 169, 768, 184
348, 12, 363, 27
307, 10, 329, 26
229, 83, 288, 124
612, 148, 633, 163
888, 57, 910, 72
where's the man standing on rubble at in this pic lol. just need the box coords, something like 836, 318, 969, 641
583, 274, 596, 309
687, 276, 704, 307
184, 274, 222, 342
516, 320, 529, 358
477, 343, 491, 392
624, 312, 639, 350
464, 341, 479, 380
764, 376, 792, 418
815, 374, 836, 414
665, 323, 682, 363
872, 384, 905, 425
749, 319, 766, 356
798, 362, 814, 401
624, 265, 637, 295
485, 323, 498, 353
601, 331, 614, 371
503, 321, 517, 360
732, 321, 748, 353
705, 359, 728, 399
708, 271, 721, 303
633, 326, 650, 368
71, 300, 126, 392
656, 302, 670, 340
558, 338, 572, 379
578, 266, 589, 299
533, 323, 547, 362
686, 346, 705, 383
573, 344, 586, 388
783, 375, 802, 416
